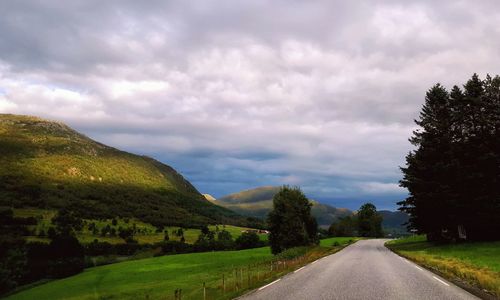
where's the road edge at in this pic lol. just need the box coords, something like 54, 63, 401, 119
233, 240, 359, 300
384, 241, 497, 300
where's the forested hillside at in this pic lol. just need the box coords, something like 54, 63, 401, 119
0, 114, 252, 228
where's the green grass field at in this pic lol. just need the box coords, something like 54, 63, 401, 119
6, 237, 356, 300
386, 235, 500, 297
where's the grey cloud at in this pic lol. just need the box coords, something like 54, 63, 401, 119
1, 1, 499, 209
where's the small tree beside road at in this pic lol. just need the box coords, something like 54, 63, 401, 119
357, 203, 383, 238
268, 186, 318, 254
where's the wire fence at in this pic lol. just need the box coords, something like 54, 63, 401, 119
167, 248, 334, 300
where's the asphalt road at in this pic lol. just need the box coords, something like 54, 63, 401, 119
240, 239, 478, 300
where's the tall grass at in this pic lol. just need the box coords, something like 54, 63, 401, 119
386, 235, 500, 297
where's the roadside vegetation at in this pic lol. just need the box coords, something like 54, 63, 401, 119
391, 74, 500, 298
267, 186, 318, 254
6, 237, 357, 300
386, 235, 500, 297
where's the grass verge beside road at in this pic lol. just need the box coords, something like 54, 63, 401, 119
7, 237, 358, 300
386, 235, 500, 298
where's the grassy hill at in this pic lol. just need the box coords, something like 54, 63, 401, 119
215, 186, 352, 227
0, 114, 251, 228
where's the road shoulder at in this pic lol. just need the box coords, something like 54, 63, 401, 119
385, 241, 497, 300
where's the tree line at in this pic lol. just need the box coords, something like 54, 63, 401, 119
399, 74, 500, 241
0, 207, 266, 296
0, 208, 84, 295
0, 174, 264, 231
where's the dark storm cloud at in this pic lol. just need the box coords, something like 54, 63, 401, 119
1, 1, 500, 209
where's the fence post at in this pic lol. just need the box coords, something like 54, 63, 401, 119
235, 269, 238, 290
203, 282, 206, 300
223, 274, 225, 293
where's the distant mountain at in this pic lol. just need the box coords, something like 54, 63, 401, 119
216, 186, 352, 226
378, 210, 409, 228
378, 210, 409, 236
215, 186, 409, 233
0, 114, 250, 228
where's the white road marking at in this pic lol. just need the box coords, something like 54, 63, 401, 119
258, 279, 281, 291
414, 265, 423, 271
433, 276, 450, 286
294, 267, 305, 273
311, 260, 318, 264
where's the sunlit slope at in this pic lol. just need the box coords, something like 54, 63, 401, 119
0, 114, 244, 227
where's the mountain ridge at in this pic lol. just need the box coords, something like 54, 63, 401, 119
214, 186, 408, 231
215, 186, 352, 227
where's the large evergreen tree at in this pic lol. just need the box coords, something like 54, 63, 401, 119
399, 74, 500, 241
268, 186, 318, 254
399, 84, 454, 240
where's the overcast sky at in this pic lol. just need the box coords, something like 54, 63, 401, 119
1, 1, 500, 210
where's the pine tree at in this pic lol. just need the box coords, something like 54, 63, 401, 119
400, 74, 500, 241
399, 84, 455, 240
460, 74, 500, 240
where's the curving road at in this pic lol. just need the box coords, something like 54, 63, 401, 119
240, 239, 478, 300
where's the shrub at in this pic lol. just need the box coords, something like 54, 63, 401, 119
275, 246, 309, 260
235, 232, 264, 250
158, 241, 192, 254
